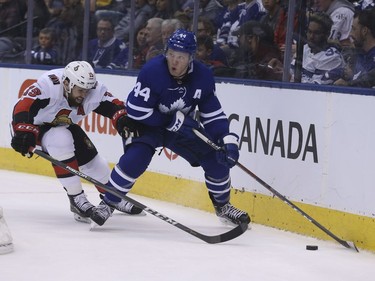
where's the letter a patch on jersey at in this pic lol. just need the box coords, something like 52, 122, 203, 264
193, 89, 202, 99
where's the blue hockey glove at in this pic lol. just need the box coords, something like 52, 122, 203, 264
166, 111, 200, 139
216, 133, 239, 168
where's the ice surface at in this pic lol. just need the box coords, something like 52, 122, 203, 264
0, 170, 374, 281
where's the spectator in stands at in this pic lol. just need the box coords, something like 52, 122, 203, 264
0, 0, 27, 38
226, 0, 265, 49
108, 22, 149, 69
196, 34, 227, 73
261, 1, 298, 60
315, 0, 355, 47
114, 0, 154, 42
0, 36, 24, 63
260, 0, 283, 31
30, 1, 51, 35
45, 0, 84, 65
115, 18, 183, 65
200, 0, 226, 30
29, 27, 58, 65
94, 0, 128, 26
238, 0, 265, 26
231, 20, 282, 80
44, 0, 64, 17
193, 16, 229, 66
144, 17, 164, 61
291, 12, 345, 84
84, 17, 126, 68
216, 0, 264, 62
334, 8, 375, 87
182, 0, 227, 30
132, 23, 150, 68
152, 0, 181, 19
353, 0, 374, 10
147, 0, 156, 8
194, 16, 216, 37
161, 18, 184, 46
173, 11, 192, 29
143, 18, 183, 60
216, 0, 242, 49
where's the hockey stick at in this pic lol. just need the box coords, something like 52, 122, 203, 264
32, 148, 248, 244
193, 129, 359, 252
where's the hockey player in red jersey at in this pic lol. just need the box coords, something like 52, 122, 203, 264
11, 61, 142, 223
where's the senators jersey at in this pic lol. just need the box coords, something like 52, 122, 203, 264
12, 68, 124, 127
126, 55, 230, 141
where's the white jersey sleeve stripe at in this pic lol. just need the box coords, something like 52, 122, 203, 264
200, 108, 225, 118
127, 101, 154, 121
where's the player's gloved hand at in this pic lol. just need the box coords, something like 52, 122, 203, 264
166, 111, 200, 139
112, 109, 139, 138
216, 133, 239, 168
11, 123, 39, 158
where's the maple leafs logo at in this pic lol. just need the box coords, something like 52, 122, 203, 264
159, 98, 191, 114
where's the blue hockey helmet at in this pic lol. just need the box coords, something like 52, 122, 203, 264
166, 29, 197, 55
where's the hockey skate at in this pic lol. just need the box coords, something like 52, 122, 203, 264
68, 191, 95, 223
90, 200, 114, 226
99, 194, 144, 215
213, 202, 251, 226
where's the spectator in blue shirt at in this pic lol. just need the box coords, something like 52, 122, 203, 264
84, 17, 126, 68
334, 8, 375, 87
29, 27, 58, 65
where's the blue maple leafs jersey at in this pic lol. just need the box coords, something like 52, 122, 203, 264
126, 54, 230, 141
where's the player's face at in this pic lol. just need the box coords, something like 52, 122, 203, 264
166, 49, 191, 78
68, 85, 90, 107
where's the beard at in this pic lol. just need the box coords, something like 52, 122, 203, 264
353, 39, 363, 49
67, 94, 83, 107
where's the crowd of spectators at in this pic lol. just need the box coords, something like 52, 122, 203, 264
0, 0, 374, 88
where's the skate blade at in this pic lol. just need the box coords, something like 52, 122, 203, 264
73, 213, 91, 224
218, 218, 251, 230
89, 220, 99, 231
0, 243, 14, 254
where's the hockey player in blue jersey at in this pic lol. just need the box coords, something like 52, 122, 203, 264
90, 29, 251, 227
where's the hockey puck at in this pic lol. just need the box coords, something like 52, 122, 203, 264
306, 245, 318, 250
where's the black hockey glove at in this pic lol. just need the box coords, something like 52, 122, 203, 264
166, 111, 200, 139
216, 133, 239, 168
112, 109, 139, 138
11, 123, 39, 158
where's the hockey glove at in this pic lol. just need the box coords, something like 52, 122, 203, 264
166, 111, 200, 139
11, 123, 39, 158
112, 109, 139, 138
216, 133, 239, 168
